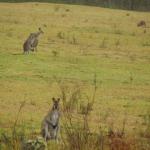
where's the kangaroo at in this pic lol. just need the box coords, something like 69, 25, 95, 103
30, 27, 44, 52
23, 28, 44, 54
137, 20, 146, 28
41, 98, 60, 142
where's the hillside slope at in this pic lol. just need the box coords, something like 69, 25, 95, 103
0, 3, 150, 148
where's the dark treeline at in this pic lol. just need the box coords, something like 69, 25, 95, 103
0, 0, 150, 11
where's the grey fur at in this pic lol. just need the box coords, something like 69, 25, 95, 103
23, 33, 35, 54
31, 38, 38, 52
23, 28, 44, 54
30, 28, 44, 52
41, 98, 60, 141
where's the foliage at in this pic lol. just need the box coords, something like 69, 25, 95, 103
0, 2, 150, 150
0, 0, 150, 11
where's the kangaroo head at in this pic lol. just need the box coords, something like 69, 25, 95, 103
52, 97, 60, 110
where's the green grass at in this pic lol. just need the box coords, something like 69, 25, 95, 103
0, 2, 150, 146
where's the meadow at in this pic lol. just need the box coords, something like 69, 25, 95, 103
0, 2, 150, 149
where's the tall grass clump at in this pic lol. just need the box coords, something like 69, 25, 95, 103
57, 31, 65, 39
0, 101, 26, 150
100, 38, 108, 48
58, 82, 81, 113
59, 75, 107, 150
68, 35, 78, 45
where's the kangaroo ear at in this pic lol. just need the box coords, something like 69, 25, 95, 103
39, 27, 44, 34
52, 97, 55, 102
57, 98, 60, 102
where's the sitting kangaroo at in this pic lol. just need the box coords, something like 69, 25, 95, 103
23, 28, 44, 54
41, 98, 60, 141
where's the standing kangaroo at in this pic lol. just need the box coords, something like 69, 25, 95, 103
41, 98, 60, 141
30, 27, 44, 52
23, 28, 44, 54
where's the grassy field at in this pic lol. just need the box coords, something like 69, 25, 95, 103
0, 2, 150, 149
